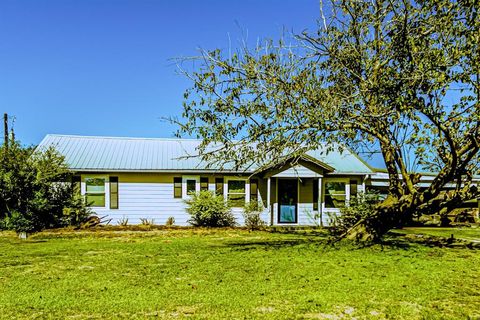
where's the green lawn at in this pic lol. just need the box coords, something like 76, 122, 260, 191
0, 229, 479, 319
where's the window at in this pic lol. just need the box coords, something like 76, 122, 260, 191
324, 181, 346, 208
85, 178, 106, 207
182, 176, 200, 198
313, 178, 319, 211
215, 178, 224, 196
186, 179, 196, 195
110, 177, 119, 209
174, 177, 182, 198
200, 177, 209, 191
250, 179, 258, 203
227, 180, 246, 207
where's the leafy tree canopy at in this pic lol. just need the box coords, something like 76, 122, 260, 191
175, 0, 479, 240
0, 140, 90, 232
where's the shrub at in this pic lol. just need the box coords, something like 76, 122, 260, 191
140, 218, 155, 226
117, 216, 129, 226
243, 201, 266, 230
61, 194, 92, 228
330, 191, 382, 236
185, 190, 236, 227
165, 216, 175, 226
3, 211, 35, 233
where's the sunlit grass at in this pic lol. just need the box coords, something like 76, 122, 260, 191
0, 229, 479, 319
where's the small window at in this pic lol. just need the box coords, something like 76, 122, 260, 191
200, 177, 209, 191
215, 178, 224, 196
228, 180, 246, 207
186, 179, 196, 195
110, 177, 119, 209
325, 181, 346, 208
313, 178, 319, 211
174, 177, 182, 198
250, 179, 258, 203
85, 178, 106, 207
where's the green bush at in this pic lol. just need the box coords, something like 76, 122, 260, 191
330, 191, 381, 236
185, 191, 236, 227
165, 216, 175, 226
61, 194, 92, 228
0, 140, 91, 232
3, 211, 35, 233
243, 200, 266, 230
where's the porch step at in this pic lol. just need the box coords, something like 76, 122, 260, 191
268, 225, 327, 232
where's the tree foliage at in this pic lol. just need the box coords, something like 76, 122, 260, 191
175, 0, 479, 240
0, 140, 90, 232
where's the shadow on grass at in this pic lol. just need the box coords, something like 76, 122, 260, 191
223, 231, 331, 251
222, 230, 421, 252
1, 238, 48, 245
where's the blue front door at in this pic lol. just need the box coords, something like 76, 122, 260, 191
278, 179, 298, 223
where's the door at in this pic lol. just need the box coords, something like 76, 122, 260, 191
278, 179, 298, 223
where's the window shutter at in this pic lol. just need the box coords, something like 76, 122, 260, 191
250, 179, 258, 203
110, 177, 119, 209
350, 179, 358, 197
174, 177, 182, 198
215, 178, 224, 196
313, 178, 319, 211
72, 175, 81, 195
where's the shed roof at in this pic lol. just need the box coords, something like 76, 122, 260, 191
37, 134, 373, 174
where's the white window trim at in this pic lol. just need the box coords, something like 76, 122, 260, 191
224, 177, 250, 208
322, 178, 350, 211
82, 175, 109, 209
182, 175, 200, 199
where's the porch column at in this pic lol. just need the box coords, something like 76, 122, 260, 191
267, 177, 271, 225
362, 174, 368, 193
318, 177, 323, 227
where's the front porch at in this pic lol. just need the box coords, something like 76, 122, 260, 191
257, 158, 367, 226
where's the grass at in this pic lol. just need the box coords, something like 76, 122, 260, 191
0, 228, 479, 319
394, 226, 480, 242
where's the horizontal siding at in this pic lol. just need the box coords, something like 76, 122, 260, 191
321, 210, 340, 226
88, 175, 248, 226
272, 165, 322, 178
298, 203, 316, 225
88, 179, 191, 225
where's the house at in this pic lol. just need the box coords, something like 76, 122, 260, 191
37, 134, 376, 226
37, 134, 479, 225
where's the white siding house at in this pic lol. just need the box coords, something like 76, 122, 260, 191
37, 134, 376, 226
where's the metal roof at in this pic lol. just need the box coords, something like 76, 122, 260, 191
37, 134, 373, 174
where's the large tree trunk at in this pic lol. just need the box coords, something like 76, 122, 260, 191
343, 196, 415, 242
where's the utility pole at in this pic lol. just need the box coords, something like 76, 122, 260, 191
3, 113, 8, 150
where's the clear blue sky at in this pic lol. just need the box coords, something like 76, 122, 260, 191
1, 0, 320, 146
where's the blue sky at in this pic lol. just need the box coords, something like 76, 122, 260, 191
1, 0, 320, 146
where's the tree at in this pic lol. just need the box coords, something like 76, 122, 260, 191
0, 139, 90, 231
174, 0, 479, 241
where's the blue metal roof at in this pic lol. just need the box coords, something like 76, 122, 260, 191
37, 134, 373, 174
